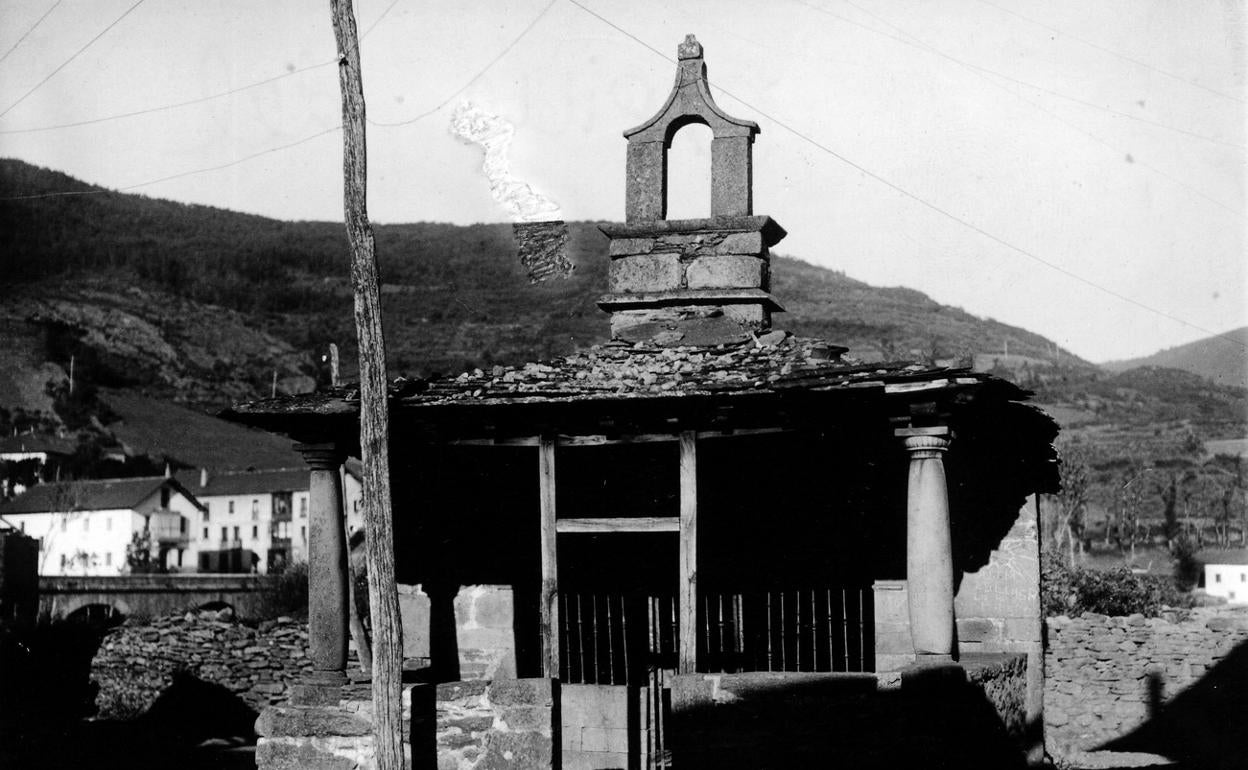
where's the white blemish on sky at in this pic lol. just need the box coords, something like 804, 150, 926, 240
449, 101, 562, 223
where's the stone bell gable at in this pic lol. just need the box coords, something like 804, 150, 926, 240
599, 35, 785, 347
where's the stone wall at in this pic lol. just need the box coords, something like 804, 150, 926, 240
1044, 607, 1248, 763
91, 609, 315, 717
256, 678, 557, 770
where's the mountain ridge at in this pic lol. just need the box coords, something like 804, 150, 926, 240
1102, 328, 1248, 391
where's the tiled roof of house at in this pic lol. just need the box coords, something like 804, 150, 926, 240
174, 468, 309, 497
0, 434, 78, 456
0, 476, 183, 514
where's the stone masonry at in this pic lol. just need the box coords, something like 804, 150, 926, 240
91, 609, 314, 717
256, 678, 557, 770
1044, 607, 1248, 764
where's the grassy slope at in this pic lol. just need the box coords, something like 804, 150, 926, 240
1102, 327, 1248, 390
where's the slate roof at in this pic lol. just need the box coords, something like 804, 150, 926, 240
0, 476, 196, 514
174, 468, 309, 497
229, 333, 1021, 416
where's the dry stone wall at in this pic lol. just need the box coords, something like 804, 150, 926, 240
92, 609, 317, 717
1044, 607, 1248, 763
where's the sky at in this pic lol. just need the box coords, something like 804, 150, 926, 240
0, 0, 1244, 363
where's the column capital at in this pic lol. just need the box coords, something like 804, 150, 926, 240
295, 442, 345, 470
896, 427, 951, 459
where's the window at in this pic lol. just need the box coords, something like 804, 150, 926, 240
300, 497, 308, 517
160, 487, 171, 507
1216, 574, 1223, 583
203, 527, 209, 540
301, 525, 307, 543
202, 509, 209, 522
1241, 572, 1246, 583
60, 554, 67, 568
180, 518, 187, 533
105, 553, 112, 567
221, 526, 228, 541
228, 501, 235, 514
233, 526, 240, 540
251, 499, 259, 519
252, 525, 258, 540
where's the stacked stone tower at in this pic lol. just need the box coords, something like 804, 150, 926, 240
598, 34, 786, 347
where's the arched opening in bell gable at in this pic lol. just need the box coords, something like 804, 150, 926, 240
665, 120, 713, 220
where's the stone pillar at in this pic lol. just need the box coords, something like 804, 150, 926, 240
897, 427, 955, 660
625, 140, 666, 222
710, 134, 752, 217
296, 442, 349, 685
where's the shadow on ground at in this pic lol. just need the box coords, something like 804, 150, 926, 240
668, 665, 1028, 769
0, 622, 258, 770
1099, 638, 1248, 770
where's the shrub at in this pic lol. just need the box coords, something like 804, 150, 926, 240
1041, 552, 1192, 618
271, 561, 308, 618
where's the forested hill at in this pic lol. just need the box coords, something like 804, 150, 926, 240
1102, 328, 1248, 391
1, 158, 1090, 413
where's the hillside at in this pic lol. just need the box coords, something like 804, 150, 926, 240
3, 158, 1243, 506
0, 158, 1096, 408
1102, 328, 1248, 390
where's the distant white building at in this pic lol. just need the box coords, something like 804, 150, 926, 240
176, 466, 363, 575
0, 476, 201, 575
1205, 555, 1248, 605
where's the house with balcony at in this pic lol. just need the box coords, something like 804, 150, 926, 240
176, 466, 363, 574
0, 476, 201, 575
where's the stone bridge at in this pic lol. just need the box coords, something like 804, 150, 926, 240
38, 574, 283, 622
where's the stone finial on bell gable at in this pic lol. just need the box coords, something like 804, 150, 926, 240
623, 35, 760, 223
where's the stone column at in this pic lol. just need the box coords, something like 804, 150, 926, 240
897, 427, 955, 660
296, 442, 349, 684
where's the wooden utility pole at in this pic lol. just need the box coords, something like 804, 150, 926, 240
329, 3, 403, 768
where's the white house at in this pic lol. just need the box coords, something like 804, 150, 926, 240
0, 476, 202, 576
1204, 554, 1248, 605
0, 434, 77, 499
175, 466, 363, 575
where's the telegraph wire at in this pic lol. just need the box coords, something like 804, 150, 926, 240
563, 0, 1248, 352
0, 0, 146, 120
368, 0, 557, 127
0, 0, 63, 66
0, 0, 397, 135
795, 0, 1243, 219
0, 125, 342, 202
361, 0, 403, 38
0, 61, 335, 135
973, 0, 1244, 105
827, 0, 1243, 151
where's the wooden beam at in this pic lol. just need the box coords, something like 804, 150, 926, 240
556, 517, 679, 534
678, 430, 698, 675
538, 435, 559, 678
447, 427, 796, 447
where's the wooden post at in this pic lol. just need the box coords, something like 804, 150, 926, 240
678, 430, 698, 674
538, 435, 560, 677
329, 2, 403, 768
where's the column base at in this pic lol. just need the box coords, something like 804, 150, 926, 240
291, 671, 348, 706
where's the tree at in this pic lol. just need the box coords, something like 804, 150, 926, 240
125, 529, 154, 574
1054, 439, 1092, 567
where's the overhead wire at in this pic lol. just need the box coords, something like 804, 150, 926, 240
0, 125, 342, 202
563, 0, 1247, 352
367, 0, 557, 127
825, 0, 1242, 151
973, 0, 1245, 105
0, 0, 63, 66
0, 0, 146, 120
0, 0, 398, 135
793, 0, 1243, 219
